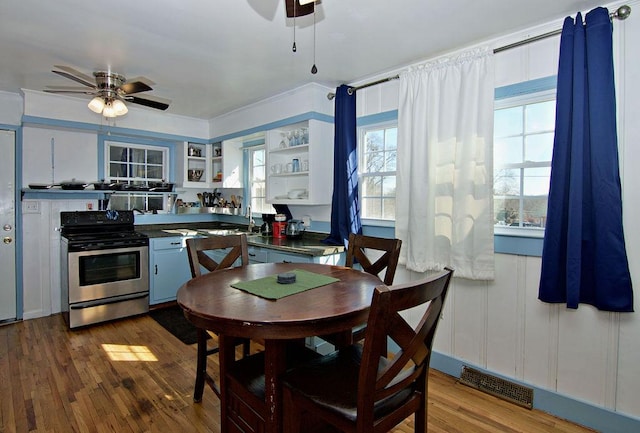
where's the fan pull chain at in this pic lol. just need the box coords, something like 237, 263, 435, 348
292, 1, 297, 52
311, 4, 317, 74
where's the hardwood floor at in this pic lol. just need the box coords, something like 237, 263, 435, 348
0, 313, 596, 433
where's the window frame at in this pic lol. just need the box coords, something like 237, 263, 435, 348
493, 88, 556, 239
357, 120, 398, 226
103, 138, 171, 212
246, 144, 269, 215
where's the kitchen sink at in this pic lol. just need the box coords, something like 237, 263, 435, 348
160, 227, 259, 237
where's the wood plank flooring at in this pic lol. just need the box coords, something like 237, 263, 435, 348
0, 313, 596, 433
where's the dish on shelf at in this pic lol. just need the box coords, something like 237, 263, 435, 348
28, 183, 53, 189
287, 189, 308, 199
60, 180, 88, 190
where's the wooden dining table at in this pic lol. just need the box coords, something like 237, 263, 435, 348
177, 262, 383, 433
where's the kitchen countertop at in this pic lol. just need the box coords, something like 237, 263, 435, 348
137, 222, 344, 257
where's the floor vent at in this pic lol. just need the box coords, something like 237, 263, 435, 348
458, 366, 534, 409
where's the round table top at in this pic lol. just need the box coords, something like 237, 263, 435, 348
177, 262, 383, 340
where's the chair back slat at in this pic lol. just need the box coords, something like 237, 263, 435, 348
345, 233, 402, 285
186, 235, 249, 278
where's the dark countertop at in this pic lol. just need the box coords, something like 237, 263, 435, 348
137, 222, 344, 257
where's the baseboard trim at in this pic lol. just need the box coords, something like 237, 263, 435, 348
430, 351, 640, 433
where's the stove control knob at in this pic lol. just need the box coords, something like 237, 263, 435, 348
3, 237, 12, 244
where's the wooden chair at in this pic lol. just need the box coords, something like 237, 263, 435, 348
345, 232, 402, 286
185, 234, 251, 403
282, 267, 454, 433
324, 233, 402, 347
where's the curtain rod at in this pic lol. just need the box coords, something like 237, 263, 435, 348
326, 75, 399, 100
494, 4, 631, 54
326, 4, 631, 100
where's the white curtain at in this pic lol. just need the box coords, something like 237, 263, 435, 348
396, 47, 495, 280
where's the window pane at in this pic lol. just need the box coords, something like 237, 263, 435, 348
362, 176, 382, 196
253, 149, 265, 165
365, 151, 385, 172
362, 197, 382, 219
382, 176, 396, 197
382, 198, 395, 219
147, 166, 163, 180
130, 148, 146, 163
494, 136, 523, 166
525, 100, 556, 133
365, 130, 384, 152
525, 133, 553, 162
385, 150, 397, 171
147, 150, 163, 165
494, 168, 520, 196
494, 106, 523, 137
494, 197, 520, 226
523, 167, 550, 196
385, 129, 397, 150
110, 146, 126, 161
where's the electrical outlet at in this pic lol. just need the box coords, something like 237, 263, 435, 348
302, 215, 311, 227
23, 200, 40, 214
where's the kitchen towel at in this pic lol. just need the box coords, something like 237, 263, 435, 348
231, 269, 339, 300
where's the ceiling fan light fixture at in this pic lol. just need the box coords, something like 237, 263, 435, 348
88, 96, 105, 114
102, 101, 117, 118
112, 99, 128, 116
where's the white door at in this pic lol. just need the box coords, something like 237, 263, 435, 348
0, 130, 16, 322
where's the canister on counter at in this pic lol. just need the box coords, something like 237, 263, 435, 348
273, 213, 287, 239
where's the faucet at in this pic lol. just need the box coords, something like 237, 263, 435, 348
245, 205, 256, 232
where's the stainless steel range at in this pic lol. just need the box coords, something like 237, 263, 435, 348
60, 210, 149, 328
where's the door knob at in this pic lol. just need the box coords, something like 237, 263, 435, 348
3, 237, 12, 244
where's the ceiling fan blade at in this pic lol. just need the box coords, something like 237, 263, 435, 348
43, 89, 95, 95
52, 65, 96, 88
119, 80, 153, 95
128, 95, 170, 111
285, 0, 314, 17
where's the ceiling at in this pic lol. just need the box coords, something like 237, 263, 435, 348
0, 0, 607, 120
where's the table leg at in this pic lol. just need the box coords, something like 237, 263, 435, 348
193, 328, 207, 402
263, 339, 287, 433
218, 334, 236, 433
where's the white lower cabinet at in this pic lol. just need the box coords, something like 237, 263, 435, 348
149, 237, 193, 305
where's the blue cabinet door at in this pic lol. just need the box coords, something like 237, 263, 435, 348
150, 238, 193, 304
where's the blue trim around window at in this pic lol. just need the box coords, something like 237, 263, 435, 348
494, 75, 557, 100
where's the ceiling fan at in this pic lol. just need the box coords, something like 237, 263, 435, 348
285, 0, 319, 17
44, 65, 171, 117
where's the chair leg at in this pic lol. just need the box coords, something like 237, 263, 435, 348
282, 387, 302, 433
193, 328, 208, 403
242, 338, 251, 357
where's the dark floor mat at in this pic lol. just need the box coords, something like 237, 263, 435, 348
149, 305, 210, 345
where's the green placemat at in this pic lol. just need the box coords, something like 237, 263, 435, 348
231, 269, 339, 300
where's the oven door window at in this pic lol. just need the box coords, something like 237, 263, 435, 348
79, 251, 141, 286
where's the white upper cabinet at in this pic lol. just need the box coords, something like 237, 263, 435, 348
179, 141, 243, 189
266, 119, 333, 205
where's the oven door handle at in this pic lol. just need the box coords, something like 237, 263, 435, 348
70, 292, 149, 310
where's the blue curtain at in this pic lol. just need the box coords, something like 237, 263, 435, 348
539, 7, 633, 312
323, 85, 362, 246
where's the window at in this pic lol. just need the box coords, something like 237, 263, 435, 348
494, 92, 555, 231
248, 146, 269, 214
358, 123, 397, 221
105, 141, 169, 211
